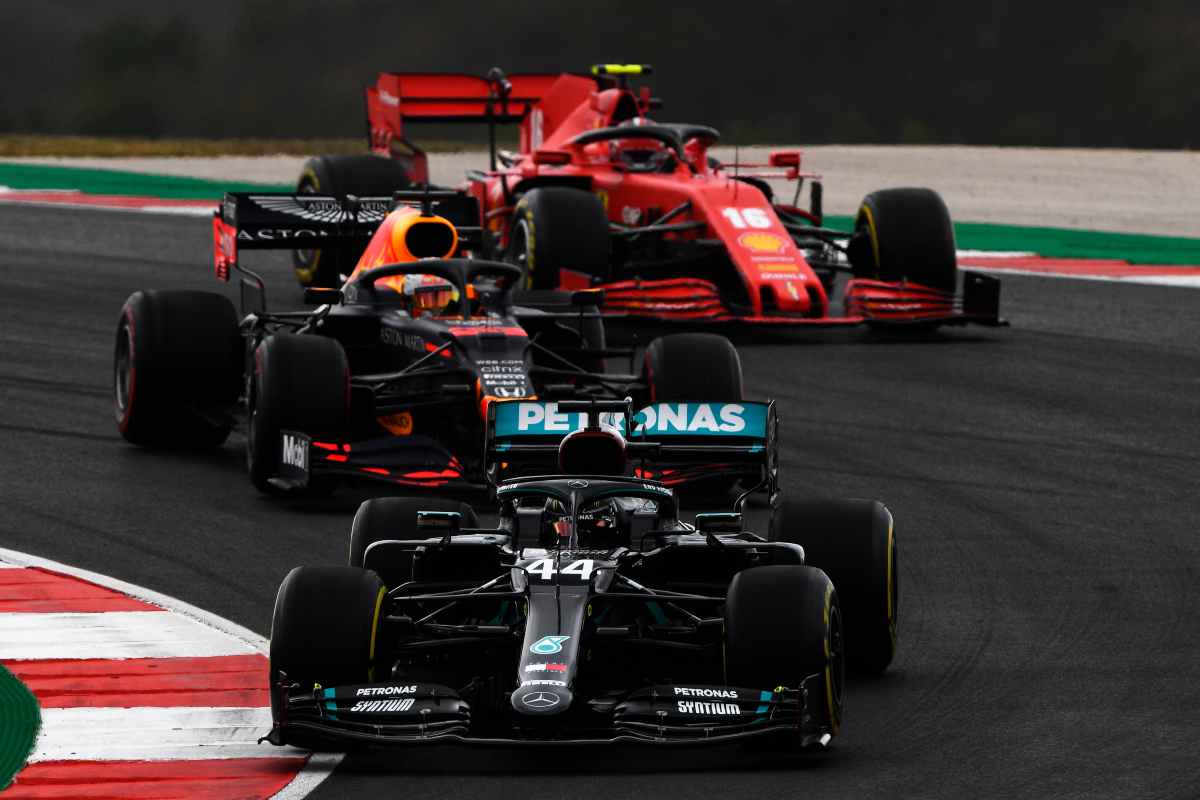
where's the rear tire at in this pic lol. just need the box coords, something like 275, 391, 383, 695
293, 154, 411, 288
247, 333, 349, 495
349, 497, 480, 572
114, 290, 241, 448
642, 333, 742, 403
269, 566, 385, 745
770, 498, 897, 674
506, 187, 611, 289
725, 565, 844, 740
849, 187, 957, 292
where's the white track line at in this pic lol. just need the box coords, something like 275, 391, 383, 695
0, 611, 259, 660
31, 706, 302, 762
966, 266, 1200, 289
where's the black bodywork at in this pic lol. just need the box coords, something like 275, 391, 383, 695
217, 192, 640, 490
267, 475, 833, 747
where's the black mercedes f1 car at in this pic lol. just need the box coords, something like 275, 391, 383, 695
265, 400, 897, 750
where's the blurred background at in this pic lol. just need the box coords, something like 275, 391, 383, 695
2, 0, 1196, 148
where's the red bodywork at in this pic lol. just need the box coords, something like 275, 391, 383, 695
365, 70, 998, 328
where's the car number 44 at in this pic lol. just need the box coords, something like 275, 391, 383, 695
525, 558, 595, 581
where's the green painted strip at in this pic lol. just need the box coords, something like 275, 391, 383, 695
825, 215, 1200, 266
0, 162, 288, 200
3, 162, 1198, 264
0, 664, 40, 790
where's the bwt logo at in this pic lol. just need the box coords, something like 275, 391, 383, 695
281, 435, 307, 469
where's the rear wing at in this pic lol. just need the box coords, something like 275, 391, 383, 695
212, 190, 482, 282
366, 70, 596, 170
485, 400, 779, 500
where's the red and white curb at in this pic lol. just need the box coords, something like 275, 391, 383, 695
958, 251, 1200, 288
0, 548, 340, 799
0, 188, 213, 216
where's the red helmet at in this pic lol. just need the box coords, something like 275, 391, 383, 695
558, 426, 627, 475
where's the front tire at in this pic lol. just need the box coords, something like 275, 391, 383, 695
725, 565, 844, 741
770, 498, 897, 674
269, 565, 385, 745
247, 333, 349, 495
114, 290, 241, 448
849, 187, 957, 292
506, 187, 611, 290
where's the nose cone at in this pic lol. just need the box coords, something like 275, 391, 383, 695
511, 685, 574, 716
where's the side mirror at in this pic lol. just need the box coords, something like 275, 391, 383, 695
532, 149, 572, 166
303, 287, 343, 305
570, 288, 605, 308
417, 510, 462, 543
768, 150, 801, 168
694, 512, 743, 534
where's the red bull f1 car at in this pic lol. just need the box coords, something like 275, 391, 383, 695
293, 64, 1004, 329
113, 190, 755, 495
265, 399, 898, 750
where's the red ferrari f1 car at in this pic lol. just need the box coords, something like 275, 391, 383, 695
293, 64, 1003, 329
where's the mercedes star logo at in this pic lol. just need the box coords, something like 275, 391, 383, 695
521, 691, 560, 709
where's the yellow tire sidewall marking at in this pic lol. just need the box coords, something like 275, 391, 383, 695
859, 202, 882, 273
366, 585, 386, 680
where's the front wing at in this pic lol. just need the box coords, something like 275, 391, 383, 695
265, 679, 833, 748
598, 272, 1005, 327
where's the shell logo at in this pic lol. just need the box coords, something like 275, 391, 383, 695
738, 232, 786, 253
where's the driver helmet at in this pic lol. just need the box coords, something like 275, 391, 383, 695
403, 273, 458, 316
540, 497, 622, 549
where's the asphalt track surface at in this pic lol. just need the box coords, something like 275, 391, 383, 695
1, 204, 1197, 799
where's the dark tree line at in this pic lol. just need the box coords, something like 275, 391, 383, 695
2, 0, 1196, 148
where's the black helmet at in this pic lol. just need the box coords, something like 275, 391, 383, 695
558, 425, 627, 475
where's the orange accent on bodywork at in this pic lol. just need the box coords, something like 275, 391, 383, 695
377, 412, 414, 436
350, 206, 459, 295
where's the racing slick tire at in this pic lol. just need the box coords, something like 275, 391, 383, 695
114, 290, 241, 448
349, 497, 480, 576
642, 333, 743, 403
849, 187, 957, 292
247, 333, 349, 496
725, 565, 844, 742
510, 289, 607, 372
293, 154, 411, 289
641, 333, 744, 494
770, 498, 897, 674
506, 187, 611, 290
269, 565, 385, 747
